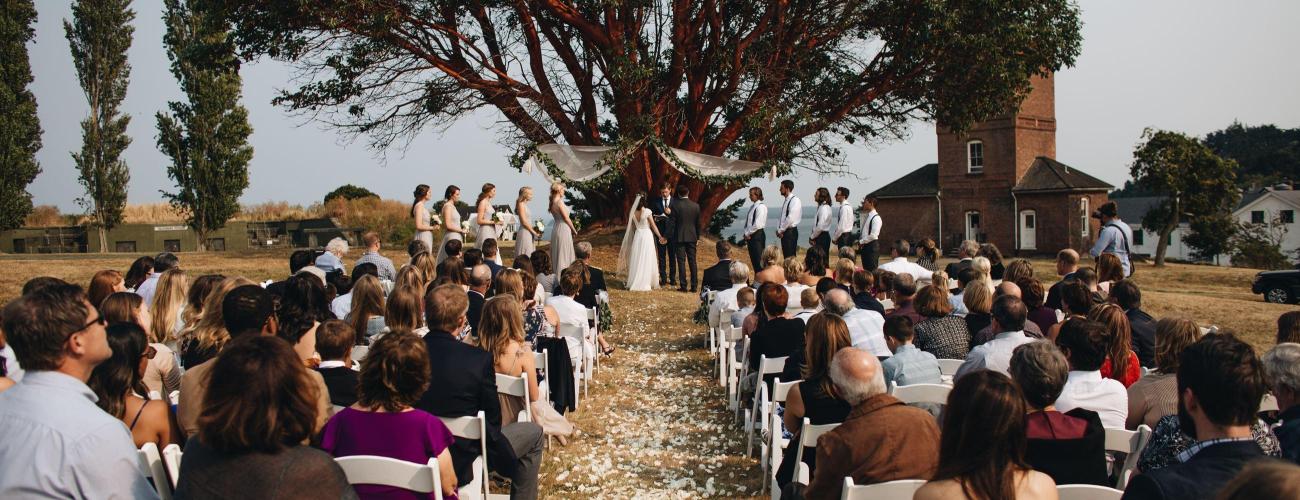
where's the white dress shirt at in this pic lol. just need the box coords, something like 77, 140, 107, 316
811, 204, 833, 238
547, 295, 592, 367
954, 330, 1037, 381
709, 283, 746, 329
784, 283, 809, 312
744, 203, 768, 237
858, 209, 882, 244
779, 195, 802, 233
832, 203, 854, 240
330, 291, 353, 320
877, 257, 935, 281
1055, 370, 1130, 429
842, 308, 889, 357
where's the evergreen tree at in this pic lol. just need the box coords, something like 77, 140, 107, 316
66, 0, 135, 252
155, 0, 252, 251
0, 0, 43, 231
1130, 128, 1239, 267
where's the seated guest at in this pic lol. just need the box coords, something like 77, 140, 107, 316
1127, 316, 1200, 430
1089, 303, 1141, 387
88, 322, 181, 448
962, 281, 993, 337
732, 287, 756, 329
355, 231, 397, 281
0, 285, 156, 498
1280, 311, 1300, 344
833, 259, 856, 291
1054, 318, 1129, 429
496, 269, 556, 344
750, 285, 806, 372
775, 314, 854, 490
701, 241, 735, 292
278, 308, 322, 367
1010, 342, 1108, 486
438, 256, 469, 288
385, 286, 426, 336
882, 316, 941, 387
548, 268, 595, 370
322, 331, 459, 499
1019, 277, 1057, 335
99, 292, 182, 398
463, 248, 485, 268
441, 239, 464, 264
530, 250, 555, 296
783, 257, 811, 312
801, 348, 941, 500
709, 261, 752, 329
1045, 248, 1081, 311
884, 273, 923, 325
315, 320, 359, 407
482, 238, 504, 278
1138, 414, 1280, 474
955, 295, 1036, 380
971, 282, 1044, 344
878, 239, 934, 281
466, 264, 492, 335
175, 336, 353, 498
914, 239, 940, 272
814, 277, 839, 301
793, 288, 821, 323
851, 270, 885, 314
941, 239, 978, 279
177, 277, 257, 368
979, 243, 1006, 280
1110, 280, 1156, 367
348, 274, 387, 341
915, 371, 1058, 500
315, 237, 350, 273
330, 262, 378, 319
912, 284, 970, 360
478, 296, 574, 444
265, 250, 316, 297
1047, 281, 1092, 341
1262, 343, 1300, 463
570, 242, 607, 308
800, 247, 833, 286
124, 255, 155, 291
1216, 461, 1300, 500
1003, 259, 1035, 286
136, 252, 178, 304
824, 289, 888, 358
754, 245, 787, 285
87, 269, 126, 311
417, 283, 544, 499
948, 268, 975, 317
1123, 333, 1270, 500
408, 238, 429, 258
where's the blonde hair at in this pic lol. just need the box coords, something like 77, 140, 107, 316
971, 256, 993, 288
411, 252, 437, 282
1154, 315, 1200, 374
517, 186, 533, 201
963, 281, 993, 315
477, 296, 525, 362
493, 268, 525, 301
349, 275, 386, 338
761, 245, 783, 268
550, 182, 564, 197
394, 265, 426, 292
180, 276, 257, 352
385, 285, 424, 333
834, 259, 856, 284
783, 257, 806, 283
150, 268, 190, 344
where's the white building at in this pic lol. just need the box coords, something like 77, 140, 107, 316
1116, 196, 1201, 262
1232, 185, 1300, 264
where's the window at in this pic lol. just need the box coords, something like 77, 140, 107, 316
164, 239, 181, 252
1283, 210, 1295, 224
1133, 230, 1144, 246
13, 239, 26, 254
115, 241, 136, 253
206, 238, 226, 251
1167, 232, 1173, 245
1079, 198, 1090, 238
1251, 210, 1265, 224
1024, 213, 1035, 229
967, 141, 984, 174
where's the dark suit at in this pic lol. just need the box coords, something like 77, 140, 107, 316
670, 196, 702, 290
943, 258, 972, 280
576, 264, 607, 309
416, 330, 544, 499
1127, 308, 1157, 368
485, 259, 504, 280
649, 195, 677, 285
701, 259, 733, 292
1045, 271, 1078, 311
1121, 441, 1266, 500
315, 366, 359, 407
467, 290, 486, 333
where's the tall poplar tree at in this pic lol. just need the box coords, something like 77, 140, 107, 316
66, 0, 135, 252
156, 0, 252, 250
0, 0, 43, 231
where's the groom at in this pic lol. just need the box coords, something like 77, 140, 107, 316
670, 185, 701, 293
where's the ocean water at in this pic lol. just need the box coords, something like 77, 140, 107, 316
720, 204, 833, 247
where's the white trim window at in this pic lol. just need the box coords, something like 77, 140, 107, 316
967, 140, 984, 174
1079, 197, 1090, 238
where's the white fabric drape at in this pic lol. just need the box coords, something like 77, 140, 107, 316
522, 143, 766, 181
658, 146, 764, 178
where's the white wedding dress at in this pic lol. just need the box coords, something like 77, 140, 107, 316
621, 206, 659, 291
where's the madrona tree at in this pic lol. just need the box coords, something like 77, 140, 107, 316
205, 0, 1083, 227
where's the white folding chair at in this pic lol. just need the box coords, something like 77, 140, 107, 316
161, 444, 182, 489
586, 308, 600, 373
792, 418, 841, 485
137, 442, 174, 500
766, 378, 802, 496
1057, 484, 1123, 500
1105, 425, 1151, 489
532, 350, 550, 404
879, 298, 895, 311
728, 337, 752, 417
335, 455, 445, 499
495, 372, 532, 423
714, 306, 736, 357
438, 411, 491, 500
351, 345, 370, 366
746, 355, 790, 457
557, 323, 589, 407
935, 359, 963, 384
718, 324, 741, 388
840, 478, 926, 500
1262, 393, 1280, 413
888, 381, 951, 406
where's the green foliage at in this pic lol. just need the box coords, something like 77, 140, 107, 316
1204, 121, 1300, 188
1130, 129, 1239, 266
1182, 212, 1237, 262
156, 0, 253, 250
1231, 216, 1290, 270
0, 0, 42, 231
66, 0, 135, 251
708, 197, 745, 238
323, 184, 378, 204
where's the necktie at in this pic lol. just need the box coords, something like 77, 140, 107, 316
749, 205, 757, 226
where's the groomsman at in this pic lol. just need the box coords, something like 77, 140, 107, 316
649, 183, 678, 286
670, 185, 702, 292
776, 180, 802, 258
742, 187, 768, 270
857, 197, 882, 271
831, 187, 855, 251
808, 187, 833, 258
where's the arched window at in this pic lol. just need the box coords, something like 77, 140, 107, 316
967, 140, 984, 174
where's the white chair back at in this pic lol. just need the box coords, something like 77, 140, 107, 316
335, 455, 441, 498
888, 381, 951, 406
438, 411, 490, 500
745, 355, 789, 456
1262, 393, 1280, 413
766, 378, 802, 495
879, 298, 895, 311
161, 444, 182, 489
351, 345, 370, 364
792, 418, 841, 484
1057, 484, 1123, 500
532, 350, 550, 403
840, 478, 926, 500
557, 323, 590, 404
495, 372, 532, 422
1105, 425, 1151, 489
137, 442, 174, 500
935, 359, 964, 377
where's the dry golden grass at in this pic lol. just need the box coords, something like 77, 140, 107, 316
121, 203, 188, 224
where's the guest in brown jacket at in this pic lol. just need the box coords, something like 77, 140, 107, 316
801, 347, 941, 500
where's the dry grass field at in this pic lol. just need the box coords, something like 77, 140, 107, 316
1, 237, 1294, 498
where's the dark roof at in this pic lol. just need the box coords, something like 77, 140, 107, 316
1237, 187, 1300, 212
1113, 196, 1170, 224
868, 163, 938, 198
1012, 157, 1113, 193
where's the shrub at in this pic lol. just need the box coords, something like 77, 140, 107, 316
24, 205, 69, 227
323, 184, 378, 204
324, 197, 413, 247
1231, 218, 1291, 270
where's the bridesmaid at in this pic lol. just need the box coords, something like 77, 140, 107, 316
476, 183, 504, 259
410, 184, 435, 254
515, 187, 541, 259
550, 182, 578, 273
435, 185, 465, 263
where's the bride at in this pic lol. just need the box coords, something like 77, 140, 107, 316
618, 194, 667, 291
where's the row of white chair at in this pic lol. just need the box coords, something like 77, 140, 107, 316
839, 478, 1124, 500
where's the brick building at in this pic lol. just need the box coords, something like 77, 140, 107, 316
868, 74, 1111, 255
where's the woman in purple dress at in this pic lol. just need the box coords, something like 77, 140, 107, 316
321, 331, 459, 499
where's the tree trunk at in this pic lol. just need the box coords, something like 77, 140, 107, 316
195, 228, 207, 252
98, 225, 107, 254
1153, 199, 1180, 267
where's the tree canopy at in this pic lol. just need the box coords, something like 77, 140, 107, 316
202, 0, 1083, 225
0, 0, 43, 231
1130, 128, 1239, 266
324, 184, 379, 203
1204, 121, 1300, 188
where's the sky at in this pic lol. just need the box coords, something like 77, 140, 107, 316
24, 0, 1300, 215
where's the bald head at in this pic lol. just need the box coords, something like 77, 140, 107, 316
996, 281, 1021, 299
469, 264, 491, 290
1057, 248, 1080, 275
829, 347, 887, 405
823, 289, 854, 315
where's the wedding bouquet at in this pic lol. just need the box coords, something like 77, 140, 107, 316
430, 213, 443, 226
533, 219, 546, 233
461, 221, 473, 233
491, 212, 503, 223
